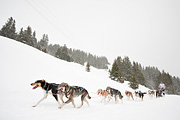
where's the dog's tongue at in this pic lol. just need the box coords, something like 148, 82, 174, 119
57, 88, 63, 93
32, 85, 38, 89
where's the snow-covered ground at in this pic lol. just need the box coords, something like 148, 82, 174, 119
0, 36, 180, 120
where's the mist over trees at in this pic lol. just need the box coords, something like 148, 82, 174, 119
48, 44, 109, 69
109, 56, 180, 94
0, 17, 109, 69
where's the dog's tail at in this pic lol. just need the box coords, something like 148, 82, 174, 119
88, 94, 91, 99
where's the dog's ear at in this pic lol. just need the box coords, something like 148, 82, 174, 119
65, 83, 69, 88
42, 79, 45, 82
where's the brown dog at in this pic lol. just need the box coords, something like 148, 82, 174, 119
97, 89, 103, 96
97, 89, 113, 104
57, 82, 91, 109
125, 90, 134, 100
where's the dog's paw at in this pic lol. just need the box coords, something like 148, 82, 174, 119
58, 105, 63, 109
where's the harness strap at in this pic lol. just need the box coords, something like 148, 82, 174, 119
43, 82, 47, 89
71, 86, 84, 96
116, 90, 119, 95
46, 85, 50, 94
76, 88, 84, 96
65, 86, 71, 97
111, 92, 113, 97
51, 83, 60, 87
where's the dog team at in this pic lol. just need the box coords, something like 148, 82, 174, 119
31, 79, 156, 109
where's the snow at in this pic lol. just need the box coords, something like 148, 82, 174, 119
0, 36, 180, 120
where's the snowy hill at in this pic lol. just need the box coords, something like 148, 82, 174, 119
0, 36, 180, 120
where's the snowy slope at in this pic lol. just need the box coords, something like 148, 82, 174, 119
0, 36, 180, 120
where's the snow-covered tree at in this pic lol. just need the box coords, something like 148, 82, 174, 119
0, 17, 17, 39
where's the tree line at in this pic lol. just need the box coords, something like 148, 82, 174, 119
0, 17, 109, 69
1, 17, 180, 95
109, 56, 180, 95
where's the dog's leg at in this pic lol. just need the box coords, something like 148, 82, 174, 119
59, 93, 65, 103
142, 95, 144, 101
131, 94, 134, 100
53, 95, 61, 105
77, 94, 86, 109
71, 99, 76, 108
107, 95, 112, 103
119, 94, 123, 103
84, 97, 90, 107
33, 92, 48, 107
58, 98, 73, 109
115, 95, 118, 104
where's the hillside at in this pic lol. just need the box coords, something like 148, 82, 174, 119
0, 36, 180, 120
1, 16, 179, 95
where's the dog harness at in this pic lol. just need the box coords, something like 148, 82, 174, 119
110, 90, 120, 97
46, 85, 50, 93
45, 83, 61, 94
77, 88, 84, 96
71, 86, 84, 96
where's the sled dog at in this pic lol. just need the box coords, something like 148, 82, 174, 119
31, 80, 64, 107
58, 82, 91, 109
97, 89, 113, 104
125, 90, 134, 100
106, 86, 123, 103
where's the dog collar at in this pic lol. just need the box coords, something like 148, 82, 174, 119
43, 82, 47, 89
46, 85, 50, 93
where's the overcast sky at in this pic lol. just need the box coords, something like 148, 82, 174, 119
0, 0, 180, 77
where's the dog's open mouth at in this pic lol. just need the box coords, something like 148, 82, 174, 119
57, 88, 63, 93
32, 85, 39, 89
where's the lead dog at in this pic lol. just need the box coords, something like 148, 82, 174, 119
58, 82, 91, 109
31, 80, 64, 107
106, 86, 123, 104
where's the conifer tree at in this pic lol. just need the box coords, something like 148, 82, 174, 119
128, 73, 139, 90
0, 17, 17, 39
17, 28, 24, 43
132, 62, 145, 85
32, 31, 37, 47
55, 45, 73, 62
122, 56, 132, 81
109, 59, 122, 82
17, 26, 34, 46
86, 62, 90, 72
25, 26, 33, 46
37, 34, 49, 53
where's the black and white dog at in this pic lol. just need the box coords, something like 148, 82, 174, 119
135, 91, 146, 101
31, 80, 64, 107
